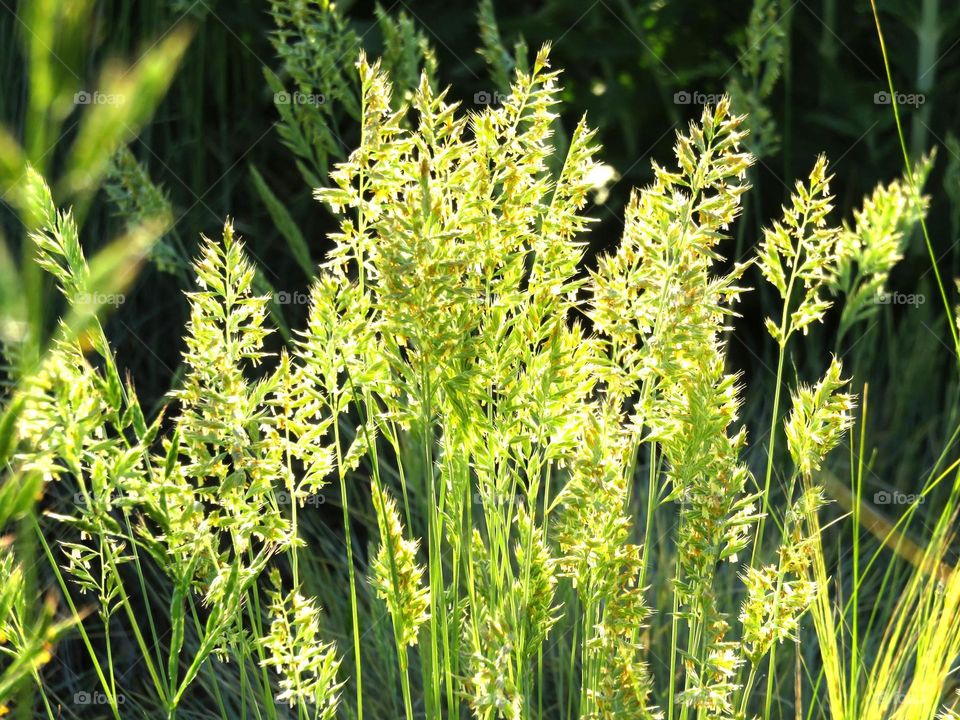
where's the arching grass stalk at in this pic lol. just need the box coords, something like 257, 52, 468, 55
753, 156, 842, 568
869, 0, 960, 364
330, 406, 363, 718
32, 521, 123, 720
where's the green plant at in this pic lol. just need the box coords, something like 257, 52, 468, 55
3, 6, 960, 720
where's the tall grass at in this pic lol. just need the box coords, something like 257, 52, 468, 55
1, 1, 960, 719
